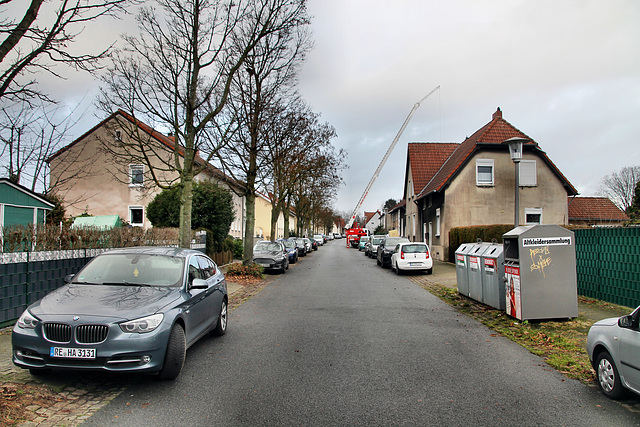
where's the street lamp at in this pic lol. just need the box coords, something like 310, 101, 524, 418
502, 137, 529, 227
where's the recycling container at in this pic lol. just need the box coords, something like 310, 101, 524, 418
502, 225, 578, 321
455, 243, 474, 296
467, 243, 490, 302
480, 244, 505, 310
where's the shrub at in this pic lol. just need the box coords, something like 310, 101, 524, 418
225, 262, 263, 278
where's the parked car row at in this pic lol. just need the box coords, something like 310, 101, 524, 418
361, 235, 433, 275
252, 234, 336, 274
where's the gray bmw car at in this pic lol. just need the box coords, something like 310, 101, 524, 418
12, 247, 227, 380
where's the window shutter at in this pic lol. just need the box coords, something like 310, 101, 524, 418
519, 160, 536, 186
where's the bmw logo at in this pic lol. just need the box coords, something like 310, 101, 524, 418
73, 316, 80, 321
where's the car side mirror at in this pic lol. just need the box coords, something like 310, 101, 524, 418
64, 274, 75, 283
190, 278, 208, 290
618, 315, 634, 329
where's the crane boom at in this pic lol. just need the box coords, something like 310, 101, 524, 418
346, 85, 440, 229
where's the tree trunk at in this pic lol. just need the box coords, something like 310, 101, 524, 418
269, 205, 280, 241
243, 191, 256, 265
178, 178, 194, 248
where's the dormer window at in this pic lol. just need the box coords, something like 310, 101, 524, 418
115, 129, 122, 141
129, 164, 144, 187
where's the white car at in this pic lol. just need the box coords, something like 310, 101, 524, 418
390, 242, 433, 275
586, 305, 640, 399
313, 234, 324, 246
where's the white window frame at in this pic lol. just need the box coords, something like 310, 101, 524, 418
525, 208, 543, 225
519, 160, 537, 187
435, 208, 441, 237
476, 159, 494, 186
129, 164, 144, 187
129, 206, 144, 227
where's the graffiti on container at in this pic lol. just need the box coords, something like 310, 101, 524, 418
529, 246, 551, 278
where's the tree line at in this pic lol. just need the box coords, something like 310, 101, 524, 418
1, 0, 345, 265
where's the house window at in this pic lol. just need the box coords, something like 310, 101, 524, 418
519, 160, 537, 186
129, 164, 144, 187
129, 206, 144, 227
525, 208, 542, 225
476, 159, 494, 186
435, 208, 441, 237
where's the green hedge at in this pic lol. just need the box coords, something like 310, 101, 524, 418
448, 224, 514, 261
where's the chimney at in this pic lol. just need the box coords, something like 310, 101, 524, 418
493, 107, 502, 120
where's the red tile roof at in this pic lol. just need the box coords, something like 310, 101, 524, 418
406, 142, 458, 195
568, 197, 629, 222
416, 108, 577, 200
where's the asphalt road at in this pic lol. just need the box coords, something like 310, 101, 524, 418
86, 241, 639, 426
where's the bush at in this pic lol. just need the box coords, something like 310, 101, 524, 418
232, 238, 243, 259
225, 262, 263, 278
448, 224, 514, 261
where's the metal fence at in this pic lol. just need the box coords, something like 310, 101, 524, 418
575, 227, 640, 309
0, 249, 106, 326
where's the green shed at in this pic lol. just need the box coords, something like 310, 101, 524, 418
0, 178, 54, 228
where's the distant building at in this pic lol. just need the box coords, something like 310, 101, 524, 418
568, 197, 629, 226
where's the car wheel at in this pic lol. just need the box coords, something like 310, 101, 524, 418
596, 351, 626, 399
211, 299, 228, 336
158, 324, 186, 380
395, 262, 403, 275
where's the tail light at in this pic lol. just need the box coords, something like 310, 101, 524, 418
400, 251, 405, 260
426, 250, 430, 259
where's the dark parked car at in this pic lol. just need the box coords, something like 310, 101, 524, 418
294, 238, 308, 256
277, 238, 299, 264
586, 305, 640, 399
376, 236, 410, 268
253, 241, 289, 273
12, 247, 228, 380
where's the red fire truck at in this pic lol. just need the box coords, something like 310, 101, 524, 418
345, 227, 368, 248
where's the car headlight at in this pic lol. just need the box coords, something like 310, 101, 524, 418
120, 313, 164, 333
17, 309, 38, 329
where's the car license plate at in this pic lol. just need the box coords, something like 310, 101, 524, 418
259, 263, 270, 268
409, 262, 422, 266
50, 347, 96, 359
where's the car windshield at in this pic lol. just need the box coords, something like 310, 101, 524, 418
372, 238, 383, 245
360, 237, 370, 242
402, 244, 428, 253
255, 242, 281, 252
74, 253, 185, 287
282, 240, 295, 249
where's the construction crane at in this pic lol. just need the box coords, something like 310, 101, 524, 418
346, 85, 440, 230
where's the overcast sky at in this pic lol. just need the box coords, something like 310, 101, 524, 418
35, 0, 640, 217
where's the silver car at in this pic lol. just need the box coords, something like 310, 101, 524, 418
586, 305, 640, 399
12, 247, 228, 380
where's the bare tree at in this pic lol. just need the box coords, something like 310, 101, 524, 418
598, 166, 640, 213
214, 0, 311, 263
0, 100, 92, 193
98, 0, 309, 248
0, 0, 130, 105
